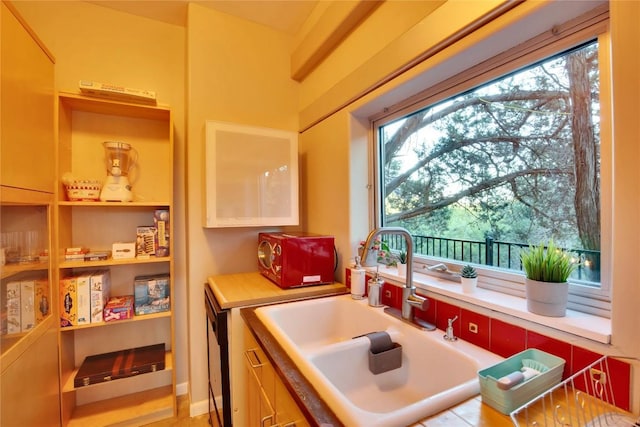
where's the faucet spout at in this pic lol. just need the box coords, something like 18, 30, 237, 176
360, 227, 434, 330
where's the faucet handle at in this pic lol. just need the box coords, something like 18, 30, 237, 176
447, 315, 458, 327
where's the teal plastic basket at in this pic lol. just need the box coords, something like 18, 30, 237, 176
478, 348, 566, 415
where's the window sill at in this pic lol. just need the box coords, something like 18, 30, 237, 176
372, 266, 611, 345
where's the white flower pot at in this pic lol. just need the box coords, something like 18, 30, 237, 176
461, 277, 477, 293
525, 278, 569, 317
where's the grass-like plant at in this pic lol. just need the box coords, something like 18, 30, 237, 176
461, 264, 477, 279
521, 240, 578, 283
397, 251, 407, 264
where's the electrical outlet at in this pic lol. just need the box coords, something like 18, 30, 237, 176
384, 290, 392, 298
468, 322, 478, 334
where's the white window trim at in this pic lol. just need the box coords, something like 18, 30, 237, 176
371, 6, 611, 316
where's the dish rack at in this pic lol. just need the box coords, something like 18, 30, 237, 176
510, 356, 639, 427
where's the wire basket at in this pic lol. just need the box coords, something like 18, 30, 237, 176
510, 356, 639, 426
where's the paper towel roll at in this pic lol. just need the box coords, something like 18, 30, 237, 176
351, 268, 365, 299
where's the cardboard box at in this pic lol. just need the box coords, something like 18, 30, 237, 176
136, 226, 156, 258
134, 274, 170, 316
112, 242, 135, 260
60, 276, 78, 327
154, 210, 170, 257
6, 281, 21, 334
90, 270, 111, 323
76, 273, 92, 325
34, 278, 50, 324
104, 295, 134, 322
20, 281, 36, 332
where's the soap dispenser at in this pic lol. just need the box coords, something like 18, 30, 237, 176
368, 267, 384, 307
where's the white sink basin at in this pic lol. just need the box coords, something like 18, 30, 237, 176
255, 294, 502, 426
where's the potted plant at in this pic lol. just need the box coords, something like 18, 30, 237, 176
520, 240, 578, 317
460, 264, 478, 293
396, 251, 407, 277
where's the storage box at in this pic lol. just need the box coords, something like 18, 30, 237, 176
134, 274, 170, 316
478, 349, 566, 414
103, 295, 134, 321
6, 281, 21, 333
153, 210, 169, 257
112, 242, 135, 259
90, 270, 111, 323
20, 281, 35, 332
74, 343, 165, 387
34, 277, 50, 324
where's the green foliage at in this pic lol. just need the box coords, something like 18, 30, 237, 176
520, 240, 578, 283
397, 251, 407, 264
461, 264, 477, 279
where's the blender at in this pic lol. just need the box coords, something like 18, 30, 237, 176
99, 141, 136, 202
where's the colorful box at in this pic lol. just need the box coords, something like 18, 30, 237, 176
154, 210, 170, 257
60, 276, 78, 327
76, 273, 92, 325
134, 274, 170, 315
104, 295, 134, 322
20, 281, 36, 332
90, 270, 111, 323
136, 226, 156, 258
6, 281, 21, 333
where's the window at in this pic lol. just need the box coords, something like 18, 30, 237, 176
373, 14, 610, 314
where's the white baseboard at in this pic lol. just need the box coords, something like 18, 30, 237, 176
176, 382, 188, 396
190, 394, 223, 418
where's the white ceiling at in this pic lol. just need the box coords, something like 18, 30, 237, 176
87, 0, 318, 33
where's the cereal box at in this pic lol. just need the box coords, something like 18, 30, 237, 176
60, 276, 78, 327
76, 273, 91, 325
136, 226, 156, 258
20, 281, 36, 332
34, 277, 50, 324
90, 270, 111, 323
6, 281, 21, 333
104, 295, 134, 322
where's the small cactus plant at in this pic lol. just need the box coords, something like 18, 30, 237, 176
461, 264, 477, 279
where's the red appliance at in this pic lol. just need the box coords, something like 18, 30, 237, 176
258, 232, 335, 288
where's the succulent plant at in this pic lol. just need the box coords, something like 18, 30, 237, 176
397, 251, 407, 264
461, 264, 477, 279
520, 240, 578, 283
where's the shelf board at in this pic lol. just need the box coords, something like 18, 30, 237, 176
59, 256, 170, 269
59, 92, 171, 122
62, 350, 173, 393
59, 310, 171, 332
58, 201, 171, 207
67, 384, 175, 427
1, 261, 49, 279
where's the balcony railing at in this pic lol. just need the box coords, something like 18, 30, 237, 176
385, 234, 600, 283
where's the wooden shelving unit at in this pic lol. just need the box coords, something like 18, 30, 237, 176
56, 92, 175, 426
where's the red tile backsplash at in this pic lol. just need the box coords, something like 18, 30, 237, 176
435, 300, 461, 333
527, 330, 572, 379
460, 308, 490, 350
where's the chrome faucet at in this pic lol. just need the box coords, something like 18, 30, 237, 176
360, 227, 435, 331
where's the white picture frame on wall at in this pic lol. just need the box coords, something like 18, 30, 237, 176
203, 120, 299, 228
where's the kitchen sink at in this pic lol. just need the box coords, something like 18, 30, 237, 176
255, 294, 502, 426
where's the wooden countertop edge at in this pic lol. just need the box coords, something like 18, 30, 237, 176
241, 306, 345, 427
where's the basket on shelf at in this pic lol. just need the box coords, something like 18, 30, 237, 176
65, 180, 102, 201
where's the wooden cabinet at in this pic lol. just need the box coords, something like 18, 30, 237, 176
1, 2, 59, 425
1, 0, 55, 193
56, 93, 175, 426
244, 324, 309, 427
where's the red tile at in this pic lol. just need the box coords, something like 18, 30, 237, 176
607, 357, 631, 411
571, 346, 602, 394
460, 309, 490, 350
490, 318, 526, 358
345, 268, 352, 290
381, 283, 401, 308
527, 331, 572, 379
435, 300, 461, 334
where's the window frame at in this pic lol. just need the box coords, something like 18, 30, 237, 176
371, 8, 611, 316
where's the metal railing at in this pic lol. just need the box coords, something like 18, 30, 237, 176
385, 234, 600, 283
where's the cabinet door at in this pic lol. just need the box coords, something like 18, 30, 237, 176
1, 1, 55, 193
